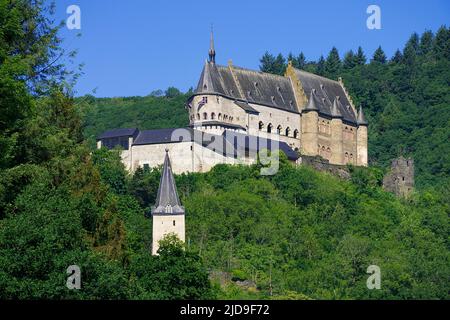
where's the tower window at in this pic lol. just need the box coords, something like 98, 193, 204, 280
173, 220, 176, 226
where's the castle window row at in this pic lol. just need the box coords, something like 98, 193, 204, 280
259, 121, 298, 138
191, 113, 234, 123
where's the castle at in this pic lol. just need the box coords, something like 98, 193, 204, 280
97, 32, 368, 174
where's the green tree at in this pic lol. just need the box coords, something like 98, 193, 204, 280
325, 47, 341, 78
354, 46, 367, 65
372, 46, 387, 64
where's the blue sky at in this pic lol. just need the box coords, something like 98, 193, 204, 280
54, 0, 450, 97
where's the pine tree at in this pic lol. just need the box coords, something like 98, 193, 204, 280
295, 52, 306, 70
419, 30, 434, 56
391, 49, 403, 64
325, 47, 341, 78
433, 25, 450, 60
354, 46, 367, 65
260, 52, 286, 75
372, 46, 387, 64
343, 50, 356, 69
403, 33, 420, 66
274, 53, 287, 75
260, 51, 277, 74
316, 55, 325, 76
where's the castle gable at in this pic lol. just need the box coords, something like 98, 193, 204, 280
194, 62, 299, 113
294, 69, 357, 124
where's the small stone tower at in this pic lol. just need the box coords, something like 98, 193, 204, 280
151, 150, 185, 255
330, 97, 344, 165
383, 156, 415, 197
356, 105, 368, 166
301, 89, 319, 156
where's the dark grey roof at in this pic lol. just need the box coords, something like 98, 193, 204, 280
151, 151, 185, 215
303, 89, 319, 112
294, 69, 357, 124
133, 127, 194, 145
331, 98, 343, 118
106, 126, 299, 161
97, 128, 138, 140
357, 105, 368, 125
195, 63, 298, 113
222, 131, 299, 161
234, 100, 259, 114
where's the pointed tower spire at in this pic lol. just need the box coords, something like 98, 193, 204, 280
331, 97, 343, 118
208, 25, 216, 64
303, 89, 319, 112
357, 105, 368, 125
152, 150, 184, 215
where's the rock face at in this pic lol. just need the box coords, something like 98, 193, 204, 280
383, 156, 414, 197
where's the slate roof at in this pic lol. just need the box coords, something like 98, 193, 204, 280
194, 62, 359, 124
151, 150, 185, 215
222, 131, 299, 161
97, 128, 139, 140
99, 126, 299, 162
195, 62, 298, 113
293, 69, 358, 124
357, 105, 368, 125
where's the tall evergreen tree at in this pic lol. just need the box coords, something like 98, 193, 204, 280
295, 52, 307, 70
259, 51, 277, 74
372, 46, 387, 64
390, 49, 403, 64
403, 33, 420, 66
273, 53, 287, 75
343, 50, 356, 69
316, 55, 325, 76
419, 30, 434, 56
354, 46, 367, 65
325, 47, 341, 78
433, 26, 450, 59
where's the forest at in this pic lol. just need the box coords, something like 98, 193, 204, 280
0, 1, 448, 299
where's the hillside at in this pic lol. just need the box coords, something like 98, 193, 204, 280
1, 2, 448, 300
80, 27, 450, 189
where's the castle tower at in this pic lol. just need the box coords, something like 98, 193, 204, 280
301, 89, 319, 156
330, 98, 344, 165
383, 156, 414, 197
356, 105, 368, 166
151, 150, 185, 255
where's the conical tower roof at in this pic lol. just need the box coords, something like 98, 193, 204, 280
331, 98, 343, 118
357, 105, 368, 125
151, 150, 184, 215
303, 89, 319, 112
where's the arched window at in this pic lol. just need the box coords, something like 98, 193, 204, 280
218, 113, 222, 120
211, 112, 215, 120
285, 127, 290, 136
293, 129, 299, 139
259, 121, 264, 130
196, 113, 200, 120
327, 147, 331, 159
267, 123, 273, 133
277, 125, 282, 134
203, 112, 207, 120
321, 146, 326, 157
345, 152, 349, 163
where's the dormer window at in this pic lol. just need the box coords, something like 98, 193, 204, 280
271, 96, 275, 103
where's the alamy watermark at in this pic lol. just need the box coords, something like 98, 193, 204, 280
66, 5, 81, 30
366, 265, 381, 289
66, 265, 81, 289
366, 5, 381, 30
